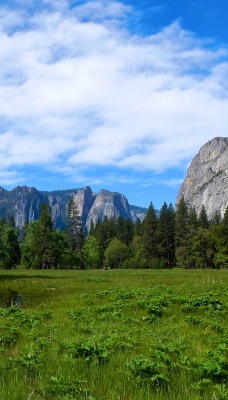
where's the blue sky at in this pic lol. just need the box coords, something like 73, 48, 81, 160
0, 0, 228, 209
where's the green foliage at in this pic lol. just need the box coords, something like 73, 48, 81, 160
67, 341, 110, 364
191, 228, 215, 268
175, 197, 190, 267
67, 196, 85, 269
21, 204, 55, 269
42, 376, 85, 398
0, 324, 19, 347
104, 237, 128, 268
142, 202, 159, 267
127, 356, 170, 386
116, 216, 134, 245
83, 236, 100, 269
0, 219, 20, 269
0, 187, 228, 271
198, 205, 209, 229
213, 224, 228, 268
13, 348, 43, 375
157, 202, 176, 268
0, 269, 227, 399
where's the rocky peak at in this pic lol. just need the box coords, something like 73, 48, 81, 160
72, 186, 95, 226
12, 185, 38, 194
0, 185, 134, 230
86, 189, 132, 230
176, 137, 228, 218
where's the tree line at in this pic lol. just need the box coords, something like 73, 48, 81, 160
0, 196, 227, 270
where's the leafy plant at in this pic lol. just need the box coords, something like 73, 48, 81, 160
66, 341, 110, 364
127, 356, 170, 386
12, 348, 43, 376
41, 376, 85, 398
0, 325, 19, 347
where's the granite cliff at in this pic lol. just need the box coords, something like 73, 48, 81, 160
0, 185, 147, 230
176, 137, 228, 218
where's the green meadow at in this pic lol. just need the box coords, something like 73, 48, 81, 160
0, 269, 227, 400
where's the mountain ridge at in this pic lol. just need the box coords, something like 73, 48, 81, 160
0, 185, 148, 230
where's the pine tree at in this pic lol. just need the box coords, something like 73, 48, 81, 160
157, 202, 176, 268
213, 206, 228, 267
192, 227, 215, 268
67, 196, 85, 269
188, 206, 199, 231
198, 205, 209, 229
21, 204, 54, 269
211, 210, 222, 226
93, 217, 113, 267
116, 217, 134, 245
142, 202, 158, 268
37, 203, 54, 269
134, 217, 142, 236
175, 197, 190, 268
222, 206, 228, 228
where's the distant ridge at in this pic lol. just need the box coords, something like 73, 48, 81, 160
0, 185, 148, 230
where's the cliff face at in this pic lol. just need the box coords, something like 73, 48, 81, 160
86, 190, 132, 230
176, 137, 228, 218
0, 186, 46, 227
0, 185, 137, 230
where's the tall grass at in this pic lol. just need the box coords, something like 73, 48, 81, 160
0, 269, 227, 399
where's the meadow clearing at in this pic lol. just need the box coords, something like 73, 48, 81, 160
0, 269, 227, 400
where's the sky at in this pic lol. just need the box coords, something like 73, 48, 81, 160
0, 0, 228, 209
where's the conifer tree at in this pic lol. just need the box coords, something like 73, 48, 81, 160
95, 217, 115, 267
142, 202, 158, 268
21, 203, 54, 269
211, 210, 222, 226
192, 227, 215, 268
116, 217, 134, 245
67, 196, 85, 269
198, 205, 209, 229
157, 202, 175, 268
188, 206, 199, 232
222, 205, 228, 228
213, 206, 228, 267
134, 217, 142, 236
175, 197, 190, 267
37, 203, 54, 269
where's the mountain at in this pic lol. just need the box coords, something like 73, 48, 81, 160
0, 185, 147, 230
176, 137, 228, 218
130, 205, 150, 221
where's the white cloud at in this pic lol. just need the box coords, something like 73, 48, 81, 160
73, 0, 131, 21
0, 1, 228, 183
0, 170, 24, 186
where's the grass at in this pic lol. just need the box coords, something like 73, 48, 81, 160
0, 268, 227, 399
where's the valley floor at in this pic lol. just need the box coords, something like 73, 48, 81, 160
0, 269, 227, 399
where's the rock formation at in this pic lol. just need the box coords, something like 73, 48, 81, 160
0, 185, 147, 230
86, 189, 132, 230
176, 137, 228, 218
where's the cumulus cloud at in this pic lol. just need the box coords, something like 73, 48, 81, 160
0, 0, 228, 186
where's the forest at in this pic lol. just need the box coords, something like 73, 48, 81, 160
0, 196, 227, 270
